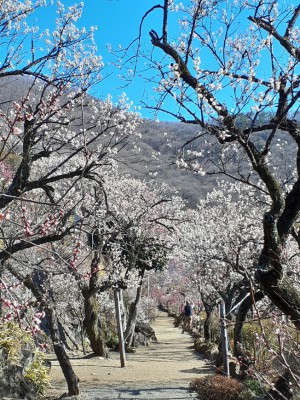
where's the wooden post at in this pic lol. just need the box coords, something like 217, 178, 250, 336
219, 300, 230, 377
114, 288, 126, 368
146, 273, 150, 322
119, 289, 127, 331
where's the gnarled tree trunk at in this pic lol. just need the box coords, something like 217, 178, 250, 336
18, 270, 80, 397
256, 270, 300, 330
81, 248, 110, 358
234, 290, 264, 375
123, 271, 144, 349
83, 290, 109, 358
202, 302, 216, 343
45, 307, 79, 396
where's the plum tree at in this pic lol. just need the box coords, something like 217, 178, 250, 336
123, 0, 300, 330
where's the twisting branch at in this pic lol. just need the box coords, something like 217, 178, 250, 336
248, 16, 300, 60
149, 29, 237, 132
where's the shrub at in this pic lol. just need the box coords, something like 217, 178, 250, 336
190, 375, 252, 400
208, 312, 221, 343
0, 322, 51, 397
243, 378, 268, 397
24, 351, 51, 396
240, 323, 260, 352
106, 334, 119, 350
0, 322, 33, 363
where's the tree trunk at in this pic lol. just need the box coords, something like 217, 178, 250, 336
15, 271, 80, 397
123, 274, 144, 348
256, 269, 300, 330
83, 291, 109, 357
200, 292, 217, 343
220, 282, 243, 320
203, 308, 213, 342
45, 307, 79, 396
234, 291, 264, 375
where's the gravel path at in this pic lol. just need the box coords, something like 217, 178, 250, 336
47, 311, 212, 399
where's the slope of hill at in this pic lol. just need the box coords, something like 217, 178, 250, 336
118, 119, 220, 207
0, 76, 295, 208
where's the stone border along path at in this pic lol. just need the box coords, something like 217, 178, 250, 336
46, 311, 213, 399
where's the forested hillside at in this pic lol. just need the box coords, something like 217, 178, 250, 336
119, 119, 218, 206
121, 117, 296, 207
0, 75, 295, 207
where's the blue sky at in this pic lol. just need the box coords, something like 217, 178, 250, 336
74, 0, 299, 121
80, 0, 164, 119
27, 1, 163, 119
18, 0, 300, 121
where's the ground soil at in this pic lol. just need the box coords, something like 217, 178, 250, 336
45, 311, 212, 399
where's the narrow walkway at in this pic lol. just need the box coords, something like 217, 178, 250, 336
47, 311, 212, 399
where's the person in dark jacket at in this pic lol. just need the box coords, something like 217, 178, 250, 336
182, 301, 193, 333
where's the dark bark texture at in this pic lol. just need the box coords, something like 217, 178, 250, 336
6, 267, 80, 396
45, 307, 80, 396
83, 291, 109, 358
233, 291, 264, 374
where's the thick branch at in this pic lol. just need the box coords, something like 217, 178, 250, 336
285, 5, 300, 38
149, 31, 237, 133
249, 16, 300, 60
0, 227, 74, 263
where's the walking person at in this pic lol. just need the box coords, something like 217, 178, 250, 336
182, 300, 193, 333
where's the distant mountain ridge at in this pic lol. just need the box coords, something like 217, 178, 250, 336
0, 76, 295, 208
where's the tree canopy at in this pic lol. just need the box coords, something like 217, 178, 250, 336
118, 0, 300, 328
